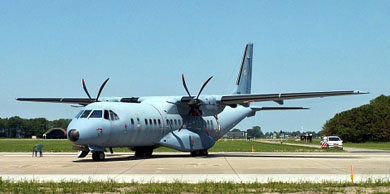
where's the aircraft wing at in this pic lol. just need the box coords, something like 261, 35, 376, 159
220, 90, 368, 105
16, 98, 94, 105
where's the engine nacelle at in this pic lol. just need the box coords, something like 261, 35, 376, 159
198, 96, 225, 116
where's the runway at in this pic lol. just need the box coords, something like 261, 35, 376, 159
1, 152, 389, 183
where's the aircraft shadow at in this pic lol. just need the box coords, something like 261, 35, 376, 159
72, 153, 361, 163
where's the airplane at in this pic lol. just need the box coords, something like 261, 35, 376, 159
17, 43, 368, 161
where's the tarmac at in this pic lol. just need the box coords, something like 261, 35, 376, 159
1, 151, 390, 183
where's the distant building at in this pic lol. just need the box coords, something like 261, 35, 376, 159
300, 133, 313, 143
223, 131, 247, 139
43, 128, 67, 139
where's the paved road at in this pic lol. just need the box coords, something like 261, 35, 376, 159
1, 152, 389, 183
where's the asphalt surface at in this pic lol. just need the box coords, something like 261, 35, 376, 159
1, 151, 389, 183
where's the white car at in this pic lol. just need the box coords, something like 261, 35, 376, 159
321, 136, 343, 149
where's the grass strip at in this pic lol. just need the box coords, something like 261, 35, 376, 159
0, 139, 330, 152
343, 142, 390, 150
1, 178, 389, 193
283, 138, 390, 151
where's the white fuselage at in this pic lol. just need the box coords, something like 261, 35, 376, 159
67, 99, 254, 150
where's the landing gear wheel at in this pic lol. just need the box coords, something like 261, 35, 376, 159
144, 149, 153, 157
92, 151, 105, 161
191, 149, 208, 157
135, 150, 143, 157
134, 148, 153, 157
202, 150, 208, 156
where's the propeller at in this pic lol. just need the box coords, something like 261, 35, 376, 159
178, 74, 212, 131
82, 78, 110, 102
181, 74, 213, 116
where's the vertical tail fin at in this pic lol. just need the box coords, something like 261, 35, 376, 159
233, 43, 253, 94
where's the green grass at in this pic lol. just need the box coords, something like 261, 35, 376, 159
1, 178, 389, 193
210, 139, 324, 152
0, 139, 74, 152
0, 138, 333, 152
283, 138, 390, 151
343, 141, 390, 150
284, 138, 322, 145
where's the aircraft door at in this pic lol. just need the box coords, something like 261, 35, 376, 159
95, 110, 112, 146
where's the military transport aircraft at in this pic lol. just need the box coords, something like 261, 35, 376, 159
17, 43, 367, 161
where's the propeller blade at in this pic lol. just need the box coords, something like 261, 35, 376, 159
181, 74, 192, 98
178, 123, 184, 132
82, 79, 92, 101
96, 78, 109, 102
196, 76, 213, 100
178, 113, 190, 132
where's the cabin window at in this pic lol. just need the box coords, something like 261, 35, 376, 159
174, 119, 177, 125
166, 119, 169, 125
153, 119, 157, 125
104, 110, 109, 120
75, 110, 84, 118
170, 119, 173, 125
158, 119, 161, 125
80, 110, 92, 118
149, 119, 153, 125
207, 120, 210, 125
145, 119, 148, 125
178, 120, 181, 125
131, 118, 134, 125
109, 110, 120, 120
136, 118, 141, 127
89, 110, 102, 118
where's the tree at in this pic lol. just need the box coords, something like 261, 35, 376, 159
247, 126, 264, 138
7, 116, 23, 138
321, 95, 390, 142
0, 117, 71, 138
51, 119, 71, 129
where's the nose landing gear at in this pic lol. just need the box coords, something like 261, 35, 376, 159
92, 151, 105, 161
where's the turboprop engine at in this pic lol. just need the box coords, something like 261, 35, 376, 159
196, 96, 225, 116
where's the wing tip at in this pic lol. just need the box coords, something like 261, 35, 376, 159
354, 90, 369, 94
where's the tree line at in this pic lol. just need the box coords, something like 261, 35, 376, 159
233, 126, 321, 138
0, 117, 71, 138
321, 95, 390, 143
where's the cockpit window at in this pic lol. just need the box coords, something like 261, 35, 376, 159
109, 110, 120, 120
75, 110, 84, 118
80, 110, 92, 118
104, 110, 109, 120
89, 110, 103, 118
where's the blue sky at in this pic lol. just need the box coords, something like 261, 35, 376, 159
0, 1, 389, 132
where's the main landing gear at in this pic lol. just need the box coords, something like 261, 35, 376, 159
134, 147, 154, 157
190, 149, 208, 157
92, 151, 105, 161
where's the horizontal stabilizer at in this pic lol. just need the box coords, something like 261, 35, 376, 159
251, 107, 309, 111
222, 90, 368, 105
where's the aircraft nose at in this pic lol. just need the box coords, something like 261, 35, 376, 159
68, 129, 80, 142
